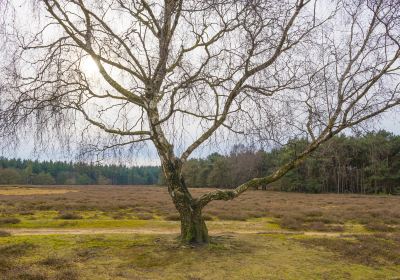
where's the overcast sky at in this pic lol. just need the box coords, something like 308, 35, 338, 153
1, 1, 399, 166
1, 108, 398, 166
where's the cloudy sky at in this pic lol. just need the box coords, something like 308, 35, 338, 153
2, 108, 398, 166
1, 0, 399, 166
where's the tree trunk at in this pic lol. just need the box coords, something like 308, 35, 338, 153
162, 159, 209, 244
180, 206, 209, 244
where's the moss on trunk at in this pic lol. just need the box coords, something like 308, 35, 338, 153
180, 207, 209, 244
162, 159, 209, 244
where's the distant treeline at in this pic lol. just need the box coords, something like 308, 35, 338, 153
0, 158, 160, 185
1, 131, 399, 194
182, 131, 400, 194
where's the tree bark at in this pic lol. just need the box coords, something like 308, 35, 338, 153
169, 183, 209, 244
162, 159, 209, 244
179, 205, 209, 244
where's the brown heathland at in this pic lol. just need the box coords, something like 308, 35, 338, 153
0, 185, 399, 231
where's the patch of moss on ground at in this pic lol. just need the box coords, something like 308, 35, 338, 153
344, 222, 369, 233
1, 218, 151, 229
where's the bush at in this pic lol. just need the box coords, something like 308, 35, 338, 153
56, 268, 79, 280
0, 217, 21, 225
307, 222, 344, 232
365, 222, 395, 232
279, 216, 304, 230
20, 211, 35, 216
0, 242, 35, 257
164, 213, 180, 221
111, 212, 126, 220
218, 212, 249, 221
0, 230, 11, 237
300, 235, 400, 266
39, 256, 70, 268
136, 213, 154, 220
202, 214, 213, 221
7, 268, 48, 280
56, 212, 82, 220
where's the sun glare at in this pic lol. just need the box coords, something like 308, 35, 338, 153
80, 56, 99, 76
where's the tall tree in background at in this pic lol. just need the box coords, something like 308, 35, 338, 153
1, 0, 399, 243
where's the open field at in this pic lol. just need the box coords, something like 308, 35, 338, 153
0, 185, 400, 279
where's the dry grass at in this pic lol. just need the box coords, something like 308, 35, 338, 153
0, 185, 399, 232
0, 186, 400, 279
299, 233, 400, 266
0, 241, 78, 280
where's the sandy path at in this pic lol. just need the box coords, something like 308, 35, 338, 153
2, 227, 371, 237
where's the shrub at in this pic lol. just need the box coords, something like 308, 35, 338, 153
304, 210, 323, 217
111, 212, 126, 220
20, 211, 35, 216
0, 242, 35, 257
202, 214, 213, 221
0, 217, 21, 225
300, 235, 400, 266
218, 212, 248, 221
56, 212, 82, 220
39, 256, 70, 268
307, 222, 344, 232
0, 230, 11, 237
164, 213, 180, 221
56, 268, 79, 280
7, 269, 48, 280
136, 213, 154, 220
279, 216, 304, 230
75, 247, 102, 260
365, 222, 395, 232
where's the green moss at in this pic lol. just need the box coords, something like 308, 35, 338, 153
266, 222, 282, 230
2, 219, 150, 228
344, 222, 369, 233
1, 210, 182, 229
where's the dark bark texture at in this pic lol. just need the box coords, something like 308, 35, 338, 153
162, 159, 209, 243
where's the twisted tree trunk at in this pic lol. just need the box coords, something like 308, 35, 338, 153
179, 204, 208, 244
162, 158, 209, 244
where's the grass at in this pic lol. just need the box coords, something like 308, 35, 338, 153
0, 185, 400, 279
3, 218, 153, 229
0, 233, 398, 279
298, 233, 400, 266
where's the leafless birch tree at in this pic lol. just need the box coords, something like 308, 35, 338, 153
1, 0, 399, 243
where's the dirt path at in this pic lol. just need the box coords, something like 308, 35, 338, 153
2, 227, 371, 237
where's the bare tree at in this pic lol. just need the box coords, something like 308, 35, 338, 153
0, 0, 399, 243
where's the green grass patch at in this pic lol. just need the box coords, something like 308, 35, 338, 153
1, 218, 150, 229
